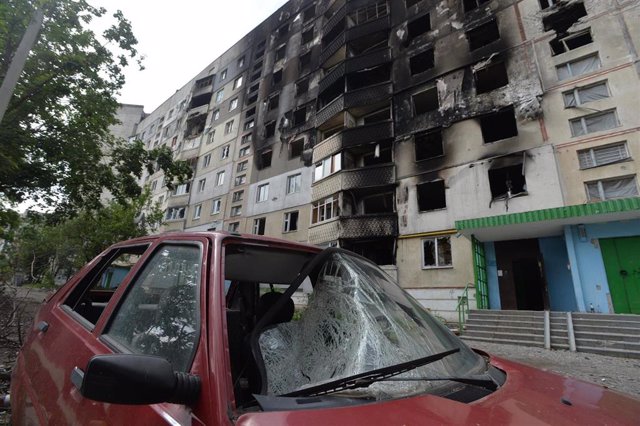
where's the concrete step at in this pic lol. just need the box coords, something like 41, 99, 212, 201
573, 325, 640, 336
464, 330, 545, 342
574, 330, 640, 343
468, 310, 544, 319
462, 335, 545, 348
573, 318, 640, 329
572, 313, 640, 323
576, 346, 640, 359
466, 325, 545, 335
575, 338, 640, 351
464, 318, 544, 328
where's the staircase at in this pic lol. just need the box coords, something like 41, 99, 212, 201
462, 310, 640, 359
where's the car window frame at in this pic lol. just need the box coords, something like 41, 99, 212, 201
59, 243, 152, 332
98, 239, 207, 374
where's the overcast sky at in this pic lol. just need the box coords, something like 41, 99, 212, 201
95, 0, 288, 112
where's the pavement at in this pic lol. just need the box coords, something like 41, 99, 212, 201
465, 340, 640, 399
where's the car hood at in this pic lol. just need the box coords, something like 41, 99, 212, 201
237, 355, 640, 425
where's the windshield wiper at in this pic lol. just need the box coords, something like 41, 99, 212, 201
282, 347, 460, 398
380, 375, 498, 391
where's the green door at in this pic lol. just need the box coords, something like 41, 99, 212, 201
601, 237, 640, 314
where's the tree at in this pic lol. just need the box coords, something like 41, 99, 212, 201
0, 0, 190, 217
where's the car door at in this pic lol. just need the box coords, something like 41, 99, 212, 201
19, 238, 211, 425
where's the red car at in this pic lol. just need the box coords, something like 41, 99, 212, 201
10, 231, 640, 425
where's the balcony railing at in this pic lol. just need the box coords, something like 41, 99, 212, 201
308, 213, 398, 244
318, 47, 391, 96
315, 82, 392, 128
313, 121, 394, 162
312, 164, 395, 200
320, 32, 346, 66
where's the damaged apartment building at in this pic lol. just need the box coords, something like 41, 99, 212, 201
124, 0, 640, 321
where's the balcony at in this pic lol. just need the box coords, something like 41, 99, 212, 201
312, 164, 395, 200
308, 213, 398, 244
318, 47, 391, 96
320, 32, 346, 67
316, 82, 392, 128
323, 3, 346, 36
347, 14, 391, 41
313, 121, 394, 161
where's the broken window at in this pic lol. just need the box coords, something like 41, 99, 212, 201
570, 110, 618, 137
264, 121, 276, 138
244, 119, 255, 131
268, 94, 280, 111
415, 128, 444, 161
195, 75, 214, 89
215, 89, 224, 103
299, 52, 311, 73
422, 237, 452, 268
412, 87, 438, 116
578, 142, 629, 169
233, 75, 244, 90
277, 23, 289, 39
417, 180, 446, 211
543, 2, 587, 33
539, 0, 556, 9
480, 106, 518, 143
362, 107, 390, 125
185, 114, 207, 138
550, 29, 592, 56
245, 107, 256, 118
228, 222, 240, 232
283, 211, 299, 232
254, 217, 266, 234
405, 0, 421, 8
474, 60, 509, 94
349, 1, 388, 26
348, 30, 389, 56
303, 5, 315, 22
410, 49, 434, 75
166, 206, 187, 221
272, 69, 283, 85
250, 71, 262, 83
302, 28, 314, 44
275, 44, 286, 61
260, 150, 273, 169
189, 93, 212, 109
463, 0, 490, 13
363, 193, 394, 214
563, 81, 608, 107
466, 19, 500, 51
220, 69, 228, 81
488, 163, 526, 200
289, 139, 304, 159
349, 63, 391, 91
235, 174, 247, 186
407, 14, 431, 45
586, 176, 639, 202
238, 56, 245, 68
296, 78, 309, 96
363, 143, 392, 166
556, 54, 600, 81
293, 106, 308, 127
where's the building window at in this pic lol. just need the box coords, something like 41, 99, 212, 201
193, 204, 202, 219
293, 106, 308, 127
272, 69, 283, 85
569, 110, 618, 137
314, 153, 341, 182
296, 78, 309, 96
150, 179, 157, 191
416, 180, 446, 211
557, 54, 600, 81
265, 121, 276, 138
406, 13, 430, 45
422, 237, 452, 269
268, 94, 280, 111
229, 98, 239, 111
539, 0, 556, 9
221, 144, 230, 159
312, 196, 339, 224
415, 129, 444, 161
237, 160, 248, 172
412, 87, 438, 115
474, 60, 509, 94
275, 44, 286, 61
235, 175, 247, 186
299, 52, 311, 72
578, 142, 629, 169
586, 176, 639, 202
166, 206, 186, 221
244, 119, 255, 131
466, 18, 500, 51
237, 56, 245, 68
228, 222, 240, 232
173, 183, 190, 196
213, 110, 220, 121
211, 198, 221, 214
256, 183, 269, 203
241, 133, 252, 145
230, 205, 242, 217
216, 171, 225, 186
286, 173, 301, 194
202, 154, 211, 168
232, 190, 244, 202
239, 146, 251, 158
233, 75, 243, 90
224, 120, 234, 135
206, 130, 215, 144
489, 163, 527, 200
253, 217, 266, 235
260, 150, 272, 168
283, 211, 299, 232
302, 28, 314, 44
197, 178, 206, 193
220, 69, 228, 81
551, 28, 592, 56
463, 0, 490, 12
563, 81, 609, 107
481, 106, 518, 143
215, 89, 224, 103
409, 49, 434, 75
289, 139, 304, 159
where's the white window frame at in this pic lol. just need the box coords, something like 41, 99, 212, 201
286, 173, 302, 194
569, 109, 619, 137
216, 89, 224, 103
224, 120, 234, 135
256, 183, 269, 203
253, 217, 266, 235
311, 196, 339, 224
216, 171, 225, 186
229, 98, 239, 111
314, 153, 342, 182
283, 211, 299, 233
233, 75, 243, 89
235, 175, 246, 186
556, 54, 600, 81
230, 205, 242, 217
578, 142, 630, 169
173, 183, 190, 196
197, 178, 206, 193
193, 204, 202, 219
211, 198, 221, 214
585, 175, 639, 202
221, 145, 230, 159
166, 206, 186, 221
563, 81, 609, 108
239, 146, 250, 158
421, 236, 453, 269
203, 153, 211, 168
220, 69, 227, 81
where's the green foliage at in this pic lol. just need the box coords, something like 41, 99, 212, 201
0, 0, 191, 218
3, 193, 162, 286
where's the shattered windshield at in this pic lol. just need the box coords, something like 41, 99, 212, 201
257, 251, 484, 399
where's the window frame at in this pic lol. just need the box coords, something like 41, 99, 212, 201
421, 236, 453, 269
256, 183, 269, 203
286, 173, 302, 194
585, 175, 639, 202
211, 198, 222, 214
569, 109, 619, 137
283, 210, 299, 233
578, 142, 630, 169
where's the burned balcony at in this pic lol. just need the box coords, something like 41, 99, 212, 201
312, 163, 396, 201
189, 92, 212, 110
319, 47, 392, 95
308, 213, 398, 245
191, 75, 214, 97
316, 82, 393, 129
346, 63, 391, 91
466, 18, 500, 52
313, 120, 394, 161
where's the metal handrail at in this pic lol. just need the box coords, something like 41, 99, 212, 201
456, 284, 473, 335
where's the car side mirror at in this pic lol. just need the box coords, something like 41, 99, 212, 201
71, 354, 200, 405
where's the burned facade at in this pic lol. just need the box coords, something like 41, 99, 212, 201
126, 0, 640, 321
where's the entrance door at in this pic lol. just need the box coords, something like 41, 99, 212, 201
601, 237, 640, 314
494, 239, 548, 311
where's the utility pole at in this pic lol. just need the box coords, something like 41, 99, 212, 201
0, 8, 45, 124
